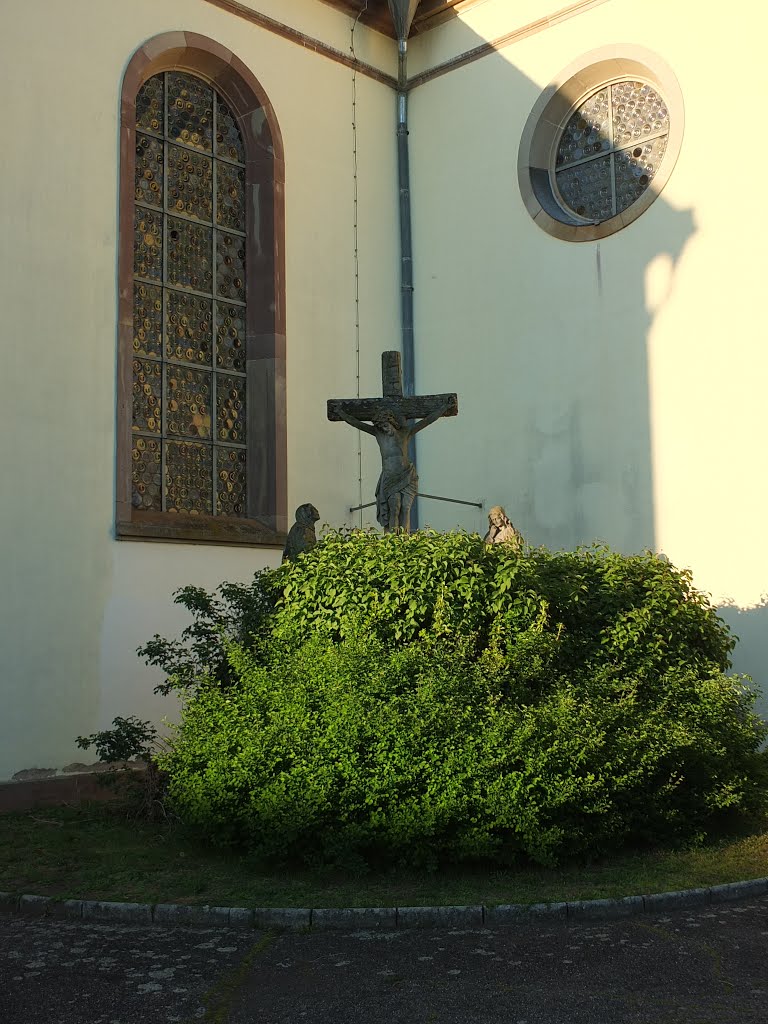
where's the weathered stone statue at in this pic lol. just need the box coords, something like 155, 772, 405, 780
328, 352, 457, 532
282, 503, 320, 562
484, 506, 523, 551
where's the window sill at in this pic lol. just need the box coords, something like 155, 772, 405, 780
116, 511, 286, 547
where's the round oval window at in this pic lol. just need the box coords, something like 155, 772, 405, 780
518, 51, 684, 242
553, 80, 669, 223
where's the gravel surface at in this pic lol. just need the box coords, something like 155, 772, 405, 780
2, 895, 767, 1023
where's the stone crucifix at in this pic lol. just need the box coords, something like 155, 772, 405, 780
328, 351, 458, 532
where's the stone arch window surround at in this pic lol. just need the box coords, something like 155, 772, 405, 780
518, 46, 685, 242
116, 32, 286, 545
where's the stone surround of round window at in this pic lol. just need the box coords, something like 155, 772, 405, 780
518, 48, 684, 241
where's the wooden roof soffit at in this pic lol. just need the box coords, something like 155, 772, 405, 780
317, 0, 485, 37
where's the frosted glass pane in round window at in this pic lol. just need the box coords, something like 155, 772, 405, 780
553, 80, 669, 221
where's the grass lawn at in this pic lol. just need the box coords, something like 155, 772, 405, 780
1, 799, 767, 909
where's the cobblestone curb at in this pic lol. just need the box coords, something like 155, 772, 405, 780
2, 878, 767, 931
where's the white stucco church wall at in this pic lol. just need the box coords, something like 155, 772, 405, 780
0, 0, 399, 780
1, 0, 765, 780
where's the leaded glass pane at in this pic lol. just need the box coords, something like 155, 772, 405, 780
167, 72, 212, 153
167, 217, 213, 292
216, 374, 246, 443
166, 441, 213, 515
135, 134, 163, 208
556, 156, 613, 221
216, 163, 246, 231
215, 302, 246, 372
132, 71, 251, 520
166, 292, 212, 365
611, 81, 668, 150
131, 436, 162, 510
614, 135, 667, 214
553, 78, 670, 224
216, 95, 245, 163
167, 366, 212, 439
134, 207, 162, 280
132, 358, 162, 433
133, 284, 162, 357
136, 76, 163, 135
167, 144, 213, 222
217, 447, 247, 517
556, 88, 610, 168
216, 233, 246, 302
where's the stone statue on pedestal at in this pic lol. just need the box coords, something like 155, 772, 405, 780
282, 503, 320, 562
484, 506, 523, 551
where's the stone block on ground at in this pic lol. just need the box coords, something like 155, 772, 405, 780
153, 904, 230, 927
19, 895, 52, 916
228, 907, 256, 929
312, 907, 396, 931
643, 887, 710, 911
710, 879, 768, 903
567, 896, 644, 920
252, 907, 310, 931
81, 900, 152, 924
397, 906, 484, 929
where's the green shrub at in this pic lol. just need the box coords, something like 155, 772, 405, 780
138, 573, 276, 696
272, 530, 736, 684
158, 531, 768, 868
160, 629, 767, 868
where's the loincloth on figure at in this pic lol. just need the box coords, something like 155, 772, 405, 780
375, 462, 417, 527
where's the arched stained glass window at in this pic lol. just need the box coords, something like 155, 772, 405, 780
132, 71, 248, 518
117, 34, 286, 545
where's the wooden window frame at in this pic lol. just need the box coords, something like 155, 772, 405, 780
117, 32, 287, 546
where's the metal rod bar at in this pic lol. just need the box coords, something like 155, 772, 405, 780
211, 88, 219, 518
133, 429, 244, 450
160, 72, 169, 514
134, 276, 245, 308
134, 353, 243, 379
135, 199, 246, 238
553, 133, 667, 174
417, 493, 482, 508
607, 85, 617, 218
136, 127, 245, 170
348, 493, 482, 513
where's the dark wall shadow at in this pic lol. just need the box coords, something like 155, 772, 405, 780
717, 603, 768, 722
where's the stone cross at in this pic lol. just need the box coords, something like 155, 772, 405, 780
328, 351, 458, 532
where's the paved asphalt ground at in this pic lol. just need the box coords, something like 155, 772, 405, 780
2, 895, 767, 1023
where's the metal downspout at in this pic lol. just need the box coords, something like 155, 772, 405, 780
393, 21, 418, 526
385, 0, 419, 524
396, 39, 415, 401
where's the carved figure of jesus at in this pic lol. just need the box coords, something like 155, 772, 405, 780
335, 402, 452, 532
328, 351, 458, 533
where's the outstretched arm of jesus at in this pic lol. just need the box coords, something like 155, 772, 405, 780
409, 398, 454, 436
335, 408, 376, 435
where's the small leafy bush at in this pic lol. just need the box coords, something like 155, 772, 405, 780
138, 573, 276, 696
77, 715, 158, 764
157, 531, 768, 868
76, 716, 165, 818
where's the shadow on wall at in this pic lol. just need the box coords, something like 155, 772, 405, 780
411, 41, 695, 556
718, 602, 768, 721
